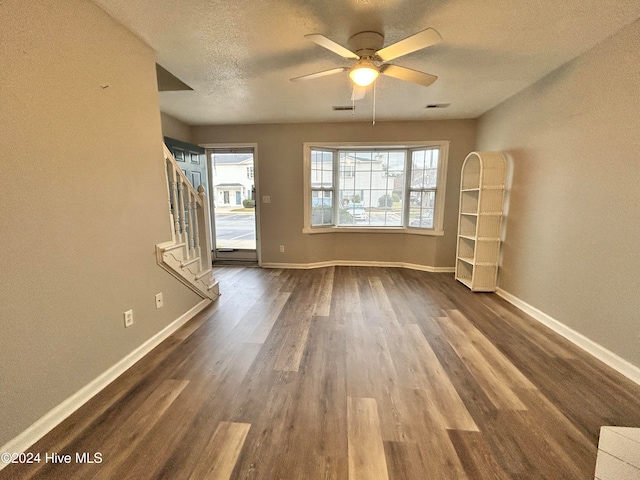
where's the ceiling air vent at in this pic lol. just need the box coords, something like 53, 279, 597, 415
425, 103, 450, 109
332, 105, 355, 111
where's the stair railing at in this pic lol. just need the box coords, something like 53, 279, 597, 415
158, 144, 217, 299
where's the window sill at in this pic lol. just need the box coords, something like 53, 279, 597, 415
303, 226, 445, 236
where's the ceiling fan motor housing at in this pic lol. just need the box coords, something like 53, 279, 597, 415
348, 31, 385, 59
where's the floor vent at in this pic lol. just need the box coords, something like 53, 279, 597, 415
332, 105, 355, 111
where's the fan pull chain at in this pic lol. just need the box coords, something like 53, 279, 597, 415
372, 81, 376, 125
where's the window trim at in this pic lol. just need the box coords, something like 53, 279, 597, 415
303, 141, 449, 236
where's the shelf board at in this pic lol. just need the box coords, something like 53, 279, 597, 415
461, 188, 480, 192
461, 212, 478, 216
457, 256, 474, 265
456, 276, 472, 288
479, 212, 502, 216
470, 285, 497, 292
459, 234, 476, 241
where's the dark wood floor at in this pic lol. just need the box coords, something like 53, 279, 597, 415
3, 267, 640, 479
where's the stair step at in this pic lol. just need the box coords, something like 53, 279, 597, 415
164, 242, 186, 252
196, 268, 212, 281
181, 256, 200, 268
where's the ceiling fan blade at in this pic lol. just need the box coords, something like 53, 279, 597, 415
305, 34, 359, 59
290, 67, 348, 82
351, 85, 367, 101
381, 64, 438, 87
376, 28, 442, 62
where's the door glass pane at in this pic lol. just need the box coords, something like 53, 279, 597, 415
211, 153, 256, 250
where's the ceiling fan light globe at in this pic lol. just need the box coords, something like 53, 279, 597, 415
349, 66, 379, 87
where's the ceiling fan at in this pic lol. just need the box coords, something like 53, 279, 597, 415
291, 28, 442, 100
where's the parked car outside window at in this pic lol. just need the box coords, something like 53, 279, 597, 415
346, 203, 367, 220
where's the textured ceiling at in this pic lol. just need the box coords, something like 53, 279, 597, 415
92, 0, 640, 125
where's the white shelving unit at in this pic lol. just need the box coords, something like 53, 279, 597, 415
455, 151, 507, 292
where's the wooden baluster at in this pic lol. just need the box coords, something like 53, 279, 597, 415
178, 177, 188, 252
169, 164, 180, 239
187, 192, 196, 259
192, 192, 202, 264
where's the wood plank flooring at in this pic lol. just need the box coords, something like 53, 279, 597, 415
2, 266, 640, 479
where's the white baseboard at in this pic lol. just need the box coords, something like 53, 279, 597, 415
260, 260, 455, 273
496, 288, 640, 386
0, 299, 211, 469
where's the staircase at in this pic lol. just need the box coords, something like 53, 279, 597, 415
156, 144, 219, 300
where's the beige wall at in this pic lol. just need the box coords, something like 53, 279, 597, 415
0, 0, 202, 447
161, 112, 192, 143
476, 20, 640, 368
192, 120, 477, 268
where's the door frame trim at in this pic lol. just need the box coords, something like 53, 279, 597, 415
200, 143, 261, 266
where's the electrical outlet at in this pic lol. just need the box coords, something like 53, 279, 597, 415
124, 310, 133, 328
155, 292, 163, 309
279, 245, 285, 253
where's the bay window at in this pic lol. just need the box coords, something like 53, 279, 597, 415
303, 142, 449, 235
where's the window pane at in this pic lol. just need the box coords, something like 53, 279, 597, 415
311, 150, 333, 188
411, 149, 439, 189
311, 190, 333, 226
337, 150, 405, 227
409, 190, 435, 228
385, 151, 405, 177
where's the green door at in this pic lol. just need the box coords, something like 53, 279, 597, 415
163, 137, 208, 194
